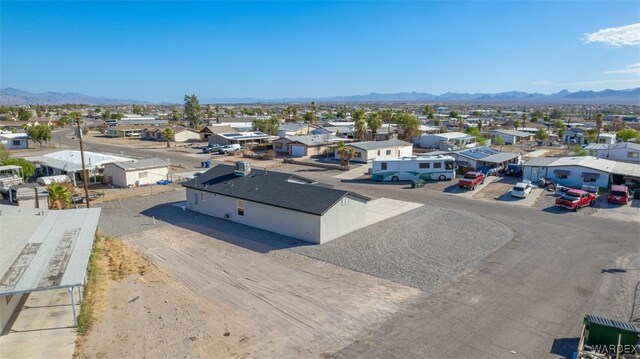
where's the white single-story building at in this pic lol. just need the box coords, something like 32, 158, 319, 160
596, 133, 617, 145
337, 139, 413, 163
490, 129, 534, 144
419, 132, 477, 150
448, 146, 521, 170
102, 158, 170, 187
522, 156, 640, 189
141, 126, 201, 142
0, 133, 29, 149
183, 162, 370, 244
311, 126, 355, 139
277, 123, 312, 137
208, 131, 278, 146
584, 142, 640, 164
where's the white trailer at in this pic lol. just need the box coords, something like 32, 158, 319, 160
371, 155, 456, 182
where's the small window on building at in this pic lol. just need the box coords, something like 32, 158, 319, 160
237, 199, 244, 216
583, 177, 597, 183
200, 192, 204, 201
194, 192, 198, 205
275, 142, 283, 149
433, 162, 442, 169
12, 140, 21, 146
386, 149, 391, 155
139, 171, 148, 178
377, 150, 381, 155
628, 152, 639, 158
354, 152, 361, 158
556, 174, 568, 179
342, 197, 349, 206
381, 162, 387, 170
419, 163, 430, 169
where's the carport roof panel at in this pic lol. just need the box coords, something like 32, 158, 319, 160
0, 207, 101, 296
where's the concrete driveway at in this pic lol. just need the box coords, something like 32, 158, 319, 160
593, 198, 640, 223
496, 188, 544, 207
364, 198, 423, 226
443, 175, 500, 198
333, 163, 371, 180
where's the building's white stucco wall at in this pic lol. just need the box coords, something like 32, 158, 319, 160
186, 189, 323, 243
319, 195, 368, 243
523, 165, 610, 188
103, 165, 168, 187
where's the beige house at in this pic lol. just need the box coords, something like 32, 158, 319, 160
273, 134, 343, 157
141, 126, 201, 142
199, 125, 236, 140
102, 158, 170, 187
338, 139, 413, 163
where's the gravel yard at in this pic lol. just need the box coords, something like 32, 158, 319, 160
292, 206, 514, 292
533, 190, 599, 216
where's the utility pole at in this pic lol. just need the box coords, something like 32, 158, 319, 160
76, 115, 91, 208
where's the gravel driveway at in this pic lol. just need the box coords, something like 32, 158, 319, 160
292, 206, 514, 292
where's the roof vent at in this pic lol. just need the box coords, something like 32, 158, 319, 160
235, 161, 251, 176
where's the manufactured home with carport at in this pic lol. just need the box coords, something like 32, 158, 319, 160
183, 162, 370, 244
273, 134, 343, 157
336, 139, 413, 163
523, 156, 640, 189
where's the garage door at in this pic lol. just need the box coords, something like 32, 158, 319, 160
291, 145, 306, 157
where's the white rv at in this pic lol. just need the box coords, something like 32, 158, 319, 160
371, 155, 456, 182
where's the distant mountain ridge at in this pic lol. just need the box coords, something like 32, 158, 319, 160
0, 87, 147, 105
1, 87, 638, 105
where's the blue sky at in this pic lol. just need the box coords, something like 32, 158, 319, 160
1, 1, 639, 102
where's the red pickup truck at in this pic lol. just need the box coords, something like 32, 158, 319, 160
458, 171, 486, 190
555, 189, 596, 211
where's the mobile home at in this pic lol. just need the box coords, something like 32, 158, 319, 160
372, 155, 456, 182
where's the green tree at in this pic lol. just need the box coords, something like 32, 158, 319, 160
205, 105, 213, 121
573, 146, 588, 156
531, 109, 544, 122
513, 120, 521, 130
0, 144, 9, 162
449, 110, 459, 119
26, 125, 52, 147
594, 113, 603, 143
353, 108, 367, 141
616, 129, 639, 142
162, 128, 174, 147
584, 129, 598, 143
381, 109, 394, 135
303, 111, 317, 124
457, 117, 465, 132
132, 105, 143, 115
493, 136, 506, 146
395, 113, 420, 141
336, 141, 355, 167
535, 127, 549, 141
433, 118, 441, 126
423, 105, 435, 119
549, 108, 563, 119
366, 112, 383, 141
102, 110, 111, 121
252, 116, 280, 135
1, 158, 35, 179
520, 113, 527, 130
57, 115, 72, 127
48, 183, 71, 210
183, 94, 202, 128
18, 107, 32, 121
466, 127, 488, 146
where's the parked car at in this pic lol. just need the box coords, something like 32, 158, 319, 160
186, 171, 204, 180
511, 181, 533, 198
607, 185, 630, 205
505, 164, 523, 177
555, 189, 596, 211
202, 144, 221, 153
458, 171, 486, 190
218, 144, 241, 154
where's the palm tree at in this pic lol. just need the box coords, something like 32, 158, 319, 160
215, 105, 221, 123
162, 128, 174, 148
205, 105, 213, 122
367, 112, 383, 141
477, 119, 483, 132
520, 113, 527, 130
352, 108, 367, 140
48, 183, 71, 209
457, 117, 465, 132
595, 113, 603, 143
381, 109, 394, 136
513, 120, 521, 130
336, 141, 355, 167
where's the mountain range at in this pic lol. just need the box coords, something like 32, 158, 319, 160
1, 87, 638, 105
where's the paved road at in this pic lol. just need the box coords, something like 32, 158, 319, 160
309, 179, 639, 359
55, 128, 205, 170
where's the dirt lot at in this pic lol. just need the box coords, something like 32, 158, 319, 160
533, 190, 599, 215
77, 227, 420, 359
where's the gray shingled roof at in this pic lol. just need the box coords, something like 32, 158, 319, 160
347, 139, 412, 151
182, 164, 370, 215
109, 158, 169, 171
